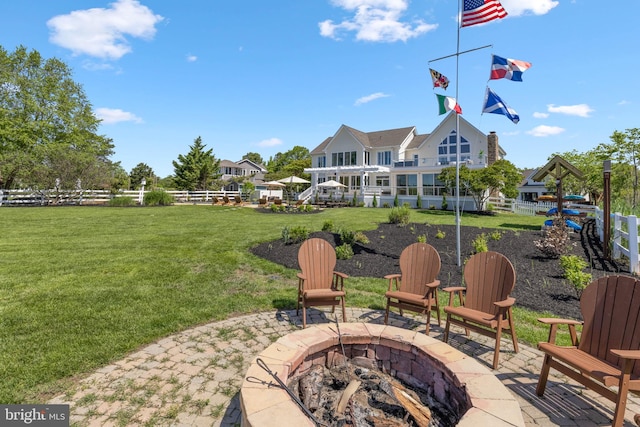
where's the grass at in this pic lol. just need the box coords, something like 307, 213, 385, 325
0, 205, 560, 403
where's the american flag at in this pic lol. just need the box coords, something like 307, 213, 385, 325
462, 0, 508, 28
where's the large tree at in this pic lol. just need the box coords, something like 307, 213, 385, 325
172, 136, 220, 190
0, 45, 114, 189
242, 152, 264, 166
593, 129, 640, 208
129, 163, 156, 190
265, 145, 311, 180
438, 160, 521, 211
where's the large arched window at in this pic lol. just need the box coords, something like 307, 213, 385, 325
438, 130, 470, 165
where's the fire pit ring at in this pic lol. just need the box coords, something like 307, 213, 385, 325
240, 323, 523, 426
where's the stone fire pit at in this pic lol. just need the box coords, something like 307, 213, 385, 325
240, 323, 524, 426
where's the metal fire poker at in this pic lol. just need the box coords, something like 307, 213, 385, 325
255, 357, 322, 427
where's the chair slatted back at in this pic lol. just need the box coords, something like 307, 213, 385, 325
579, 275, 640, 375
398, 243, 441, 295
463, 251, 516, 315
298, 238, 337, 291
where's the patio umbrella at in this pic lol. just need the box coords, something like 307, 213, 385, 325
277, 176, 310, 185
263, 180, 286, 188
317, 179, 346, 188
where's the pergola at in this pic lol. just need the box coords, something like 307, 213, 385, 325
531, 155, 584, 215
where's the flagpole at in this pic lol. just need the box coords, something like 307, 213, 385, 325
455, 0, 462, 267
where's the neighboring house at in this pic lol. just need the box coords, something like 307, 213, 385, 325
517, 168, 550, 202
304, 112, 506, 209
219, 159, 268, 192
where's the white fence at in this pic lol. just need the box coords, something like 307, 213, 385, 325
0, 188, 242, 206
594, 207, 640, 274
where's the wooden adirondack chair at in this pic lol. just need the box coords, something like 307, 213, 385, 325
443, 251, 518, 369
258, 197, 267, 208
296, 238, 348, 328
536, 275, 640, 427
383, 243, 441, 334
222, 196, 231, 205
233, 195, 244, 206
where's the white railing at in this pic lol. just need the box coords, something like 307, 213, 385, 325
594, 207, 640, 274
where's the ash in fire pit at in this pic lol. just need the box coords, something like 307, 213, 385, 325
289, 359, 454, 426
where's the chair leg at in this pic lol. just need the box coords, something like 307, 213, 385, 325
612, 370, 633, 427
443, 314, 451, 343
341, 297, 347, 323
425, 306, 431, 334
536, 354, 552, 396
434, 296, 441, 327
302, 305, 307, 329
508, 307, 519, 353
384, 300, 391, 325
493, 325, 502, 370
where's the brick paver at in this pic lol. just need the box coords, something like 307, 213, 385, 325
50, 308, 640, 426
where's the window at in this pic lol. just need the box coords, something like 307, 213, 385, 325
349, 175, 361, 190
396, 174, 417, 195
317, 156, 326, 168
438, 130, 470, 165
364, 152, 370, 165
422, 173, 446, 196
376, 176, 390, 187
377, 151, 392, 165
344, 151, 357, 166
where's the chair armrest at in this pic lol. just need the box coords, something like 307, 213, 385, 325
610, 349, 640, 360
425, 280, 441, 289
443, 286, 465, 306
385, 274, 401, 291
333, 271, 348, 279
537, 317, 582, 345
297, 273, 306, 280
494, 297, 516, 308
332, 271, 348, 291
384, 274, 401, 280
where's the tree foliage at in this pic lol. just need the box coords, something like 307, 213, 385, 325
0, 45, 115, 189
242, 152, 264, 166
438, 160, 521, 211
594, 128, 640, 208
129, 163, 156, 190
172, 136, 220, 190
265, 145, 311, 180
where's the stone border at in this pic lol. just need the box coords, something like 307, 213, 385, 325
240, 323, 524, 427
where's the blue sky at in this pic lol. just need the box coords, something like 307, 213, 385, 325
1, 0, 638, 177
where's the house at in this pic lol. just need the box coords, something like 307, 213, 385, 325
518, 168, 550, 202
303, 113, 506, 209
219, 158, 268, 193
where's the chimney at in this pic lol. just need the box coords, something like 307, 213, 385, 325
487, 131, 499, 165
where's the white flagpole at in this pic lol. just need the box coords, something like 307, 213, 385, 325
455, 0, 462, 267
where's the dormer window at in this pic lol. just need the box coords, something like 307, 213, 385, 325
438, 130, 470, 165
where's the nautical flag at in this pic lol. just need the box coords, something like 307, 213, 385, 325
490, 55, 532, 82
430, 68, 450, 90
436, 94, 462, 115
482, 87, 519, 124
462, 0, 508, 28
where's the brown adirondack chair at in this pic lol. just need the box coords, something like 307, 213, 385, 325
443, 251, 518, 369
383, 243, 441, 334
233, 195, 244, 206
222, 196, 231, 205
258, 197, 267, 208
536, 275, 640, 427
297, 238, 348, 328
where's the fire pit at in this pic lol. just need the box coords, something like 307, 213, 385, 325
240, 323, 523, 426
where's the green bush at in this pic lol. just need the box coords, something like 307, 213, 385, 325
383, 202, 390, 208
372, 194, 377, 208
321, 220, 334, 232
489, 230, 503, 241
143, 190, 174, 206
417, 234, 427, 243
281, 225, 310, 244
416, 194, 422, 209
441, 194, 448, 210
388, 205, 410, 226
559, 255, 592, 298
436, 229, 446, 239
393, 194, 399, 207
472, 233, 489, 253
339, 228, 356, 246
354, 231, 369, 245
335, 243, 354, 260
108, 196, 135, 207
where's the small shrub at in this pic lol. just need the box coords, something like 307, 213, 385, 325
322, 220, 334, 232
335, 243, 354, 260
144, 190, 174, 206
393, 194, 399, 207
354, 231, 369, 245
472, 233, 489, 253
352, 192, 357, 206
383, 202, 391, 208
416, 194, 422, 209
270, 204, 285, 212
372, 194, 377, 208
534, 217, 573, 258
435, 229, 446, 239
417, 234, 427, 243
339, 228, 356, 246
441, 195, 448, 211
559, 255, 592, 298
489, 230, 503, 241
388, 205, 410, 226
281, 225, 309, 244
108, 196, 135, 207
429, 205, 436, 210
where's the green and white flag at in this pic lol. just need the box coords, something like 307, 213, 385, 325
436, 94, 462, 115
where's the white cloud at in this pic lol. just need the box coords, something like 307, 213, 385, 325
355, 92, 390, 105
186, 54, 198, 62
619, 100, 631, 105
47, 0, 164, 60
320, 0, 437, 42
527, 125, 565, 137
95, 108, 142, 124
547, 104, 594, 118
501, 0, 559, 16
533, 112, 549, 119
256, 138, 283, 148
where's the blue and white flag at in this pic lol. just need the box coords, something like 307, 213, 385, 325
482, 87, 519, 124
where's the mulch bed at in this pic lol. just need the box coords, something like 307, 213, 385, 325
250, 218, 631, 320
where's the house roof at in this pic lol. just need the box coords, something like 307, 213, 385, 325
311, 125, 417, 154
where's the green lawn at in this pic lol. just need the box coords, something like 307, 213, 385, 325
0, 205, 553, 403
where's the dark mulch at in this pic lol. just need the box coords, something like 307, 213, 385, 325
250, 218, 632, 320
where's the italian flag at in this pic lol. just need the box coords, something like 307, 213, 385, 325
436, 94, 462, 115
